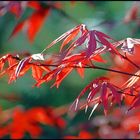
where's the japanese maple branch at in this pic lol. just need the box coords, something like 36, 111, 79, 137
79, 91, 137, 111
11, 56, 140, 78
37, 64, 140, 78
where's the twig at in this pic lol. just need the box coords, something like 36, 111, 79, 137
12, 56, 140, 78
121, 53, 140, 69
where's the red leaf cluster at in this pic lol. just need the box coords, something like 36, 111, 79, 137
64, 130, 94, 139
0, 1, 27, 18
71, 77, 122, 117
10, 4, 50, 43
1, 23, 140, 118
0, 106, 66, 139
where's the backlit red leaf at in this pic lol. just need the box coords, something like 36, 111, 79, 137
91, 54, 106, 63
60, 27, 80, 52
27, 8, 50, 43
27, 1, 41, 10
52, 68, 73, 88
15, 57, 31, 78
9, 2, 23, 18
47, 24, 82, 49
107, 83, 121, 106
32, 65, 43, 81
101, 82, 108, 115
76, 67, 84, 78
10, 21, 25, 39
96, 31, 119, 55
95, 30, 113, 40
73, 31, 88, 47
128, 96, 140, 111
86, 31, 97, 57
10, 7, 50, 43
0, 54, 12, 71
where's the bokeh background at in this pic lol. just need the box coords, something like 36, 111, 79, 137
0, 1, 140, 139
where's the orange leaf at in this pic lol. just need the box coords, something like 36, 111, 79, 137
27, 1, 41, 10
52, 68, 73, 88
79, 131, 93, 139
27, 8, 50, 43
60, 28, 80, 52
8, 57, 18, 67
91, 54, 106, 63
76, 67, 84, 78
8, 64, 30, 84
32, 65, 43, 81
10, 7, 50, 43
10, 21, 25, 39
15, 57, 31, 78
9, 2, 22, 18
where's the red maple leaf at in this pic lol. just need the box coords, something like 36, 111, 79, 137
10, 6, 50, 43
70, 77, 122, 117
0, 106, 66, 139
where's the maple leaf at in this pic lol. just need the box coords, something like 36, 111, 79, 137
0, 106, 66, 139
0, 107, 42, 139
94, 30, 120, 56
62, 53, 86, 78
113, 38, 140, 54
35, 50, 106, 88
0, 1, 27, 18
10, 7, 50, 43
27, 8, 50, 42
128, 95, 140, 112
68, 31, 88, 52
27, 1, 41, 10
101, 82, 109, 115
123, 2, 139, 24
14, 57, 31, 79
70, 29, 119, 58
122, 110, 140, 132
0, 54, 12, 71
43, 24, 119, 61
76, 65, 84, 78
60, 51, 105, 78
31, 65, 51, 82
46, 24, 86, 50
60, 27, 80, 52
90, 54, 106, 63
0, 54, 20, 83
70, 77, 122, 117
32, 65, 43, 81
0, 53, 52, 84
35, 64, 73, 88
122, 70, 140, 88
86, 30, 97, 57
52, 67, 73, 88
64, 130, 94, 139
70, 77, 108, 112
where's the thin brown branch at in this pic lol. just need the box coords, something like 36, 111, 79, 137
12, 56, 140, 78
121, 53, 140, 69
